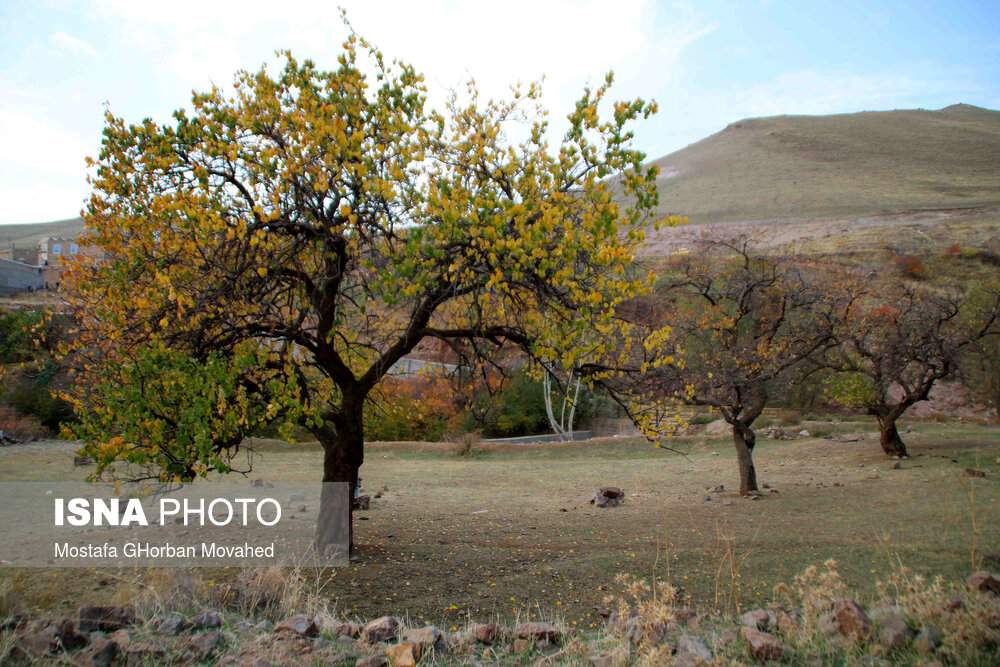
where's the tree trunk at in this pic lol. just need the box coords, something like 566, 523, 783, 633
316, 408, 365, 558
732, 422, 759, 496
876, 415, 908, 458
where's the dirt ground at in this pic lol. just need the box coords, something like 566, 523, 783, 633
1, 420, 998, 629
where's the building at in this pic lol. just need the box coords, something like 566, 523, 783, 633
37, 236, 106, 289
0, 257, 44, 296
0, 245, 39, 265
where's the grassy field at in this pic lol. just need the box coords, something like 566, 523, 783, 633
2, 418, 998, 631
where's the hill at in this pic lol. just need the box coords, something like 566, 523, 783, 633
648, 104, 1000, 224
0, 217, 86, 250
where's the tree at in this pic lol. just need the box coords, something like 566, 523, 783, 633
647, 237, 855, 495
62, 33, 674, 553
957, 280, 1000, 421
823, 283, 1000, 457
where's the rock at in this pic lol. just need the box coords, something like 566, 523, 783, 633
621, 616, 644, 644
799, 429, 810, 437
403, 625, 442, 650
818, 612, 838, 637
353, 495, 371, 510
276, 614, 319, 637
190, 631, 223, 659
742, 627, 783, 661
589, 487, 623, 508
776, 610, 799, 638
323, 620, 363, 638
967, 571, 1000, 595
78, 605, 135, 632
913, 625, 940, 653
385, 641, 419, 667
123, 640, 166, 667
943, 595, 966, 611
515, 622, 562, 642
833, 598, 873, 641
512, 638, 532, 653
712, 628, 737, 648
590, 652, 613, 667
31, 618, 88, 653
877, 613, 913, 652
708, 485, 725, 493
472, 622, 500, 644
156, 615, 190, 636
890, 461, 901, 469
76, 633, 118, 667
676, 634, 712, 662
191, 611, 222, 629
742, 608, 776, 631
356, 655, 388, 667
364, 616, 401, 643
722, 499, 734, 506
233, 619, 258, 632
962, 468, 986, 478
256, 619, 274, 632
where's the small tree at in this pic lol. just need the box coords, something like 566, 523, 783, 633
63, 34, 674, 552
824, 283, 1000, 457
648, 237, 855, 495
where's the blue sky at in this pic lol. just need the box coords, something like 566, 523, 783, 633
2, 0, 998, 224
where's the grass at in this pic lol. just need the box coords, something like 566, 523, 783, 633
1, 419, 998, 633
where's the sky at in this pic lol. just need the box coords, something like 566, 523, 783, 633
1, 0, 998, 225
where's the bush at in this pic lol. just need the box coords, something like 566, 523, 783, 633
0, 405, 49, 440
896, 254, 926, 279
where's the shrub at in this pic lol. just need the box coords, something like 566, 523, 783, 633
896, 254, 926, 279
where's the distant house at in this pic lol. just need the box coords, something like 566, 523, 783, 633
0, 245, 39, 265
37, 236, 106, 289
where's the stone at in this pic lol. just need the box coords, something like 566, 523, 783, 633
403, 625, 442, 650
156, 615, 190, 636
962, 468, 986, 478
190, 631, 223, 659
722, 499, 734, 506
233, 619, 258, 632
512, 638, 532, 653
384, 641, 418, 667
124, 640, 166, 667
776, 610, 799, 638
967, 571, 1000, 596
276, 614, 319, 637
742, 608, 776, 631
799, 429, 810, 437
191, 611, 222, 629
590, 652, 613, 667
833, 598, 873, 641
32, 618, 88, 653
353, 495, 371, 510
943, 595, 966, 612
515, 622, 561, 642
713, 629, 737, 648
876, 613, 913, 652
676, 634, 712, 663
590, 487, 623, 508
364, 616, 401, 643
256, 619, 274, 632
356, 655, 388, 667
913, 625, 940, 653
742, 627, 783, 661
473, 622, 500, 644
818, 612, 838, 637
77, 634, 118, 667
890, 461, 901, 469
325, 620, 363, 638
78, 605, 135, 632
622, 616, 644, 644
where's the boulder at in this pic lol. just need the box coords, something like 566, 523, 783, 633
31, 618, 88, 654
676, 634, 712, 663
76, 633, 118, 667
967, 571, 1000, 596
364, 616, 401, 643
472, 622, 500, 644
78, 606, 135, 632
913, 625, 940, 653
515, 622, 562, 642
878, 613, 913, 652
833, 598, 872, 641
189, 631, 223, 659
742, 627, 783, 661
356, 655, 388, 667
156, 615, 190, 636
384, 641, 418, 667
275, 614, 319, 637
742, 608, 776, 631
402, 625, 442, 650
190, 611, 222, 629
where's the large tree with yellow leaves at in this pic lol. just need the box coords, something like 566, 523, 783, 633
63, 34, 674, 552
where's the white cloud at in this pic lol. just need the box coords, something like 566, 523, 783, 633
49, 32, 99, 60
0, 108, 92, 177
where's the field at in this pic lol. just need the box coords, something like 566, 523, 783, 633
3, 418, 998, 630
